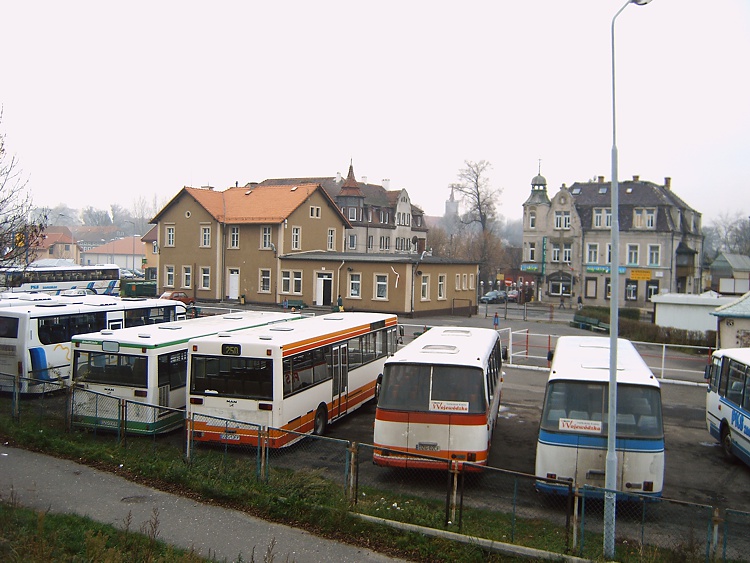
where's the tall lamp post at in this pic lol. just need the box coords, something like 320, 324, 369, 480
606, 0, 652, 557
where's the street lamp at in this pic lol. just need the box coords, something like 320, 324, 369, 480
606, 0, 652, 557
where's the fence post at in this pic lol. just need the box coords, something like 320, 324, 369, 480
12, 370, 20, 423
660, 343, 667, 379
185, 413, 193, 462
346, 441, 358, 505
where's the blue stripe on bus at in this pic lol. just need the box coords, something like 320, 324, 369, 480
538, 428, 664, 452
29, 347, 51, 381
714, 399, 750, 465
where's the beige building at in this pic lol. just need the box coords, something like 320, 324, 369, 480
37, 227, 80, 264
521, 173, 703, 309
151, 182, 479, 316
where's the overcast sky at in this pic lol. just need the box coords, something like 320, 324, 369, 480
1, 1, 748, 227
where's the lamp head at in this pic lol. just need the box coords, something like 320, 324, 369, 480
632, 0, 652, 4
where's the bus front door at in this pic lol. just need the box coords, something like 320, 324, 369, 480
330, 344, 348, 419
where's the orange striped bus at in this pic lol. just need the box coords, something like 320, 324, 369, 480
373, 326, 504, 470
186, 312, 398, 448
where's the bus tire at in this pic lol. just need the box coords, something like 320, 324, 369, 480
721, 425, 736, 462
313, 405, 327, 436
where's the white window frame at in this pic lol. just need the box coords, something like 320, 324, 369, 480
594, 209, 603, 228
348, 208, 357, 221
165, 225, 175, 247
309, 206, 321, 218
261, 226, 272, 249
200, 225, 211, 248
462, 273, 468, 290
648, 244, 661, 266
420, 274, 430, 301
528, 242, 536, 262
200, 267, 210, 290
327, 228, 336, 251
554, 211, 563, 229
605, 209, 612, 228
455, 274, 461, 291
587, 243, 599, 264
646, 209, 656, 229
529, 211, 536, 229
562, 243, 572, 264
349, 273, 361, 298
291, 226, 301, 250
182, 265, 192, 289
563, 211, 571, 229
165, 265, 175, 287
551, 243, 560, 263
292, 271, 302, 294
229, 226, 239, 248
375, 274, 388, 300
281, 270, 291, 293
259, 269, 271, 293
627, 244, 639, 266
438, 274, 446, 300
348, 234, 357, 250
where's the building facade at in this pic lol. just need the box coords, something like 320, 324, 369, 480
258, 163, 428, 256
150, 181, 478, 316
521, 174, 703, 309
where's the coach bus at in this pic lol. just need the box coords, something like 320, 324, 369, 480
70, 310, 302, 434
372, 326, 504, 470
186, 312, 398, 448
0, 296, 187, 393
0, 263, 120, 295
535, 336, 665, 498
705, 348, 750, 466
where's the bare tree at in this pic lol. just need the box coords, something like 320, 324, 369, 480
0, 111, 47, 265
707, 211, 750, 256
450, 160, 503, 286
82, 206, 113, 226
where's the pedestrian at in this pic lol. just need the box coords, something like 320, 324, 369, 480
577, 295, 583, 311
283, 297, 288, 310
337, 294, 344, 312
493, 312, 499, 330
559, 295, 565, 309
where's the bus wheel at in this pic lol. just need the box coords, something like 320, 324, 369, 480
313, 405, 328, 436
721, 425, 736, 462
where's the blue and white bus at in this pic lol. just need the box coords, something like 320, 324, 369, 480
0, 296, 187, 393
0, 263, 120, 295
535, 336, 665, 498
705, 348, 750, 466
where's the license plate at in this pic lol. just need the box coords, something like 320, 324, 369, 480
416, 442, 440, 451
220, 433, 240, 441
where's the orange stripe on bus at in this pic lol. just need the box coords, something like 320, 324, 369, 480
375, 409, 489, 426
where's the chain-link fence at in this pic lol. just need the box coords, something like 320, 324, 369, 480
0, 372, 70, 425
8, 391, 750, 560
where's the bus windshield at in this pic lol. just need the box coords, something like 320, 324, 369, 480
190, 355, 273, 400
74, 351, 147, 388
379, 363, 486, 414
540, 381, 663, 438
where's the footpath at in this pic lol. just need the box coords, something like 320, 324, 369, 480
0, 445, 405, 563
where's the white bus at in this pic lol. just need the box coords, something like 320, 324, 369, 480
373, 326, 504, 471
70, 310, 303, 435
0, 263, 120, 295
535, 336, 665, 498
705, 348, 750, 467
0, 296, 187, 393
187, 312, 399, 448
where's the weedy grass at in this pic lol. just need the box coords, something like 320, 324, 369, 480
0, 395, 706, 562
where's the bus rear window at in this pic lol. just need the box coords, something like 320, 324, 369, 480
191, 355, 273, 399
0, 316, 19, 338
74, 351, 147, 387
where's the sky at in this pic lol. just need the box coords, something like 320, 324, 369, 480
1, 1, 749, 227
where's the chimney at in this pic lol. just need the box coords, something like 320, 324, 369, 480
382, 178, 390, 190
336, 171, 342, 183
598, 176, 605, 183
632, 175, 639, 182
664, 177, 671, 190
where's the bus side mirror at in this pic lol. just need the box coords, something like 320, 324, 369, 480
398, 325, 404, 336
501, 346, 508, 361
547, 351, 554, 362
704, 366, 711, 381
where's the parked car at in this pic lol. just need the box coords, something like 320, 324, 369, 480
479, 290, 507, 304
506, 289, 520, 302
159, 290, 196, 306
